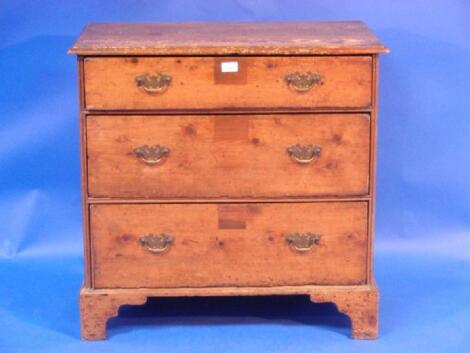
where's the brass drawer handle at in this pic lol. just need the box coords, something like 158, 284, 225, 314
286, 232, 320, 253
285, 71, 322, 92
139, 233, 174, 254
134, 144, 170, 165
135, 72, 172, 94
286, 144, 321, 164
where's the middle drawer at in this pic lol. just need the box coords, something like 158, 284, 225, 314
87, 114, 370, 199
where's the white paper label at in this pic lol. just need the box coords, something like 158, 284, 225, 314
221, 61, 239, 73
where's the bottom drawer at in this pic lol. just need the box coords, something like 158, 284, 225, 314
90, 202, 368, 288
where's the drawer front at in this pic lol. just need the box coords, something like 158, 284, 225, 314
87, 114, 370, 198
84, 56, 372, 110
91, 202, 368, 288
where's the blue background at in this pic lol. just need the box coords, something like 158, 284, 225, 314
1, 1, 469, 352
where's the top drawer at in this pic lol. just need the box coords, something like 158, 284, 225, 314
83, 56, 372, 110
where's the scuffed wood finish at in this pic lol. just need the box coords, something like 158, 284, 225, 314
77, 58, 93, 287
86, 114, 370, 198
84, 56, 372, 110
68, 22, 388, 56
90, 202, 368, 288
80, 282, 377, 339
70, 21, 387, 341
310, 282, 378, 339
80, 288, 148, 340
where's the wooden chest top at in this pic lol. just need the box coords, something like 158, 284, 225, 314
68, 21, 388, 56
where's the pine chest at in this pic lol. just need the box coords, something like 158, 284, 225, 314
68, 21, 388, 340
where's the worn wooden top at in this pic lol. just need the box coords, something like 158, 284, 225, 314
68, 21, 388, 56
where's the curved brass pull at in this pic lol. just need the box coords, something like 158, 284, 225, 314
139, 233, 174, 254
285, 71, 322, 93
285, 232, 320, 253
286, 144, 321, 164
134, 144, 170, 165
135, 72, 172, 94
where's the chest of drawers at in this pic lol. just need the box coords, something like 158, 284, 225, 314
69, 21, 388, 340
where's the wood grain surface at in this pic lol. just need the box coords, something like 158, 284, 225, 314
310, 283, 378, 339
86, 114, 370, 198
68, 22, 388, 56
80, 289, 148, 340
80, 282, 378, 340
83, 56, 372, 110
71, 20, 387, 341
90, 202, 368, 288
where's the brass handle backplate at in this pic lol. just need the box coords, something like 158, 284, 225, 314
139, 233, 174, 254
135, 72, 172, 94
286, 144, 321, 164
285, 232, 320, 253
134, 144, 170, 165
285, 71, 322, 92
